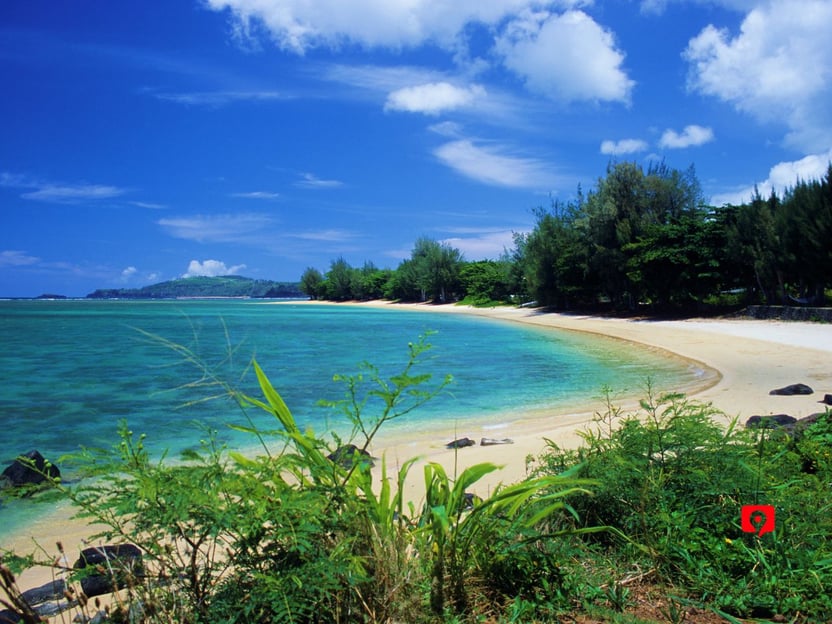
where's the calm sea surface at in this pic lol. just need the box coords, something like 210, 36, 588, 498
0, 299, 702, 538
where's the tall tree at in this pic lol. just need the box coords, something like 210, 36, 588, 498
299, 267, 325, 300
410, 237, 464, 302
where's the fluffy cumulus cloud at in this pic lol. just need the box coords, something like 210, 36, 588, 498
600, 138, 649, 155
440, 228, 521, 259
685, 0, 832, 151
434, 139, 559, 189
204, 0, 591, 53
495, 10, 633, 103
183, 259, 247, 278
659, 125, 714, 149
712, 147, 832, 205
205, 1, 629, 105
385, 82, 486, 115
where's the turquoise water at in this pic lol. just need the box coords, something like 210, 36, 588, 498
0, 299, 701, 538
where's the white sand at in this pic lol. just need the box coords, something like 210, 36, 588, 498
4, 302, 831, 601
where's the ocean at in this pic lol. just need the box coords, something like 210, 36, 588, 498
0, 299, 702, 539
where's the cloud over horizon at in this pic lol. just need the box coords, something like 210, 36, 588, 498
183, 259, 247, 278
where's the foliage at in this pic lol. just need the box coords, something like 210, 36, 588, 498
2, 335, 599, 623
529, 391, 832, 621
87, 275, 304, 299
305, 161, 832, 312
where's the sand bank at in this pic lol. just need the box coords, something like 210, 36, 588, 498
4, 302, 831, 602
324, 302, 832, 502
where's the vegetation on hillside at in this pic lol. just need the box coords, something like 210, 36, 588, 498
87, 275, 304, 299
301, 161, 832, 312
1, 338, 830, 623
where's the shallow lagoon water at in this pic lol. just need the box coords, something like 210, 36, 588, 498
0, 299, 701, 538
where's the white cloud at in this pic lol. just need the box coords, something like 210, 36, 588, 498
158, 213, 273, 243
385, 82, 486, 115
183, 260, 247, 278
121, 266, 138, 280
152, 90, 287, 106
295, 172, 343, 189
231, 191, 281, 200
289, 229, 357, 241
685, 0, 832, 151
129, 201, 167, 209
711, 148, 832, 205
21, 184, 125, 202
0, 250, 40, 267
0, 172, 128, 203
658, 125, 714, 149
600, 138, 649, 155
428, 121, 464, 137
441, 228, 522, 259
434, 139, 559, 189
205, 0, 592, 54
495, 10, 634, 103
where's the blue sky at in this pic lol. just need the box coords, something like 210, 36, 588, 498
2, 0, 831, 297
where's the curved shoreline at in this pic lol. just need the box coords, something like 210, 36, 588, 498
281, 300, 831, 504
4, 301, 831, 599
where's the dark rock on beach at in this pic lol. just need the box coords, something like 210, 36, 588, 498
74, 544, 144, 598
0, 579, 68, 623
480, 437, 514, 446
745, 414, 798, 429
326, 444, 375, 469
821, 394, 832, 406
0, 450, 60, 488
769, 383, 814, 396
446, 437, 476, 449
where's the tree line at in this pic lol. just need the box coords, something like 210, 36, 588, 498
300, 161, 832, 311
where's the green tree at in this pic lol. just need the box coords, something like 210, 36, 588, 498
458, 260, 511, 305
518, 202, 591, 308
410, 237, 464, 302
323, 257, 355, 301
299, 267, 325, 299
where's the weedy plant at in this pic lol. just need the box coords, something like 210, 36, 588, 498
529, 388, 832, 621
1, 332, 603, 623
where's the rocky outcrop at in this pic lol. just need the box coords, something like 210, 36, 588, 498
326, 444, 375, 469
0, 579, 69, 623
745, 414, 798, 429
0, 450, 60, 489
769, 383, 814, 396
446, 437, 476, 449
480, 438, 514, 446
74, 545, 144, 598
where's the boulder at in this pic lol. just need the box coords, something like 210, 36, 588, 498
480, 437, 514, 446
821, 394, 832, 406
792, 412, 826, 439
74, 545, 143, 598
1, 450, 60, 488
745, 414, 798, 429
326, 444, 375, 469
0, 580, 68, 623
446, 437, 476, 449
769, 383, 813, 396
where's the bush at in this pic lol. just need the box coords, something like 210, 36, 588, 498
529, 390, 832, 620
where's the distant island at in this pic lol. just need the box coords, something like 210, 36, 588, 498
86, 275, 306, 299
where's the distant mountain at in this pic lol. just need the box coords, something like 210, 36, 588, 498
87, 275, 306, 299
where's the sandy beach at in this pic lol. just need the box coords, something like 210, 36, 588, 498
4, 302, 832, 603
350, 302, 832, 501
